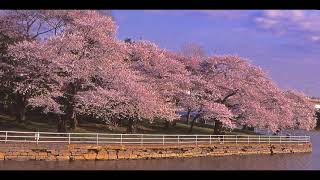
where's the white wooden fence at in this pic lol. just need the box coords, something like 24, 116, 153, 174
0, 131, 310, 145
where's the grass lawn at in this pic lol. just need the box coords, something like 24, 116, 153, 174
0, 114, 259, 135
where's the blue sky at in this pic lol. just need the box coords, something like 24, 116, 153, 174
112, 10, 320, 97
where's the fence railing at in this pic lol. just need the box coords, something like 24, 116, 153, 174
0, 131, 310, 145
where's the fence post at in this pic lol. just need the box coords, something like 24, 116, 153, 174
196, 135, 198, 145
247, 136, 249, 144
280, 136, 282, 144
120, 134, 123, 145
210, 135, 212, 145
68, 133, 71, 144
96, 133, 99, 145
141, 134, 143, 145
269, 136, 271, 144
163, 135, 165, 145
259, 136, 260, 144
5, 131, 7, 143
36, 132, 39, 144
178, 135, 180, 145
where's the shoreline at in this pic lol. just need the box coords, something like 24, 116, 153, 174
0, 143, 312, 161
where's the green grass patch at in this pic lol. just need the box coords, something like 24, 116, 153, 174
0, 114, 258, 135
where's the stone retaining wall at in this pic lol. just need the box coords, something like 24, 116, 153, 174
0, 143, 312, 161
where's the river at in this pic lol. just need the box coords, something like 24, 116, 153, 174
0, 130, 319, 170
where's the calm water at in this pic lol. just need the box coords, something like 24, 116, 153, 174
1, 130, 319, 170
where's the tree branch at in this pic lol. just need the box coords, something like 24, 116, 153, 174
31, 27, 56, 39
216, 89, 239, 104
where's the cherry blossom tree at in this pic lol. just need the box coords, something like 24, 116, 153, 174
201, 56, 297, 133
0, 31, 16, 115
0, 10, 70, 41
125, 40, 192, 128
0, 10, 69, 122
125, 43, 235, 133
178, 54, 311, 134
178, 43, 205, 126
180, 42, 206, 59
284, 90, 317, 130
2, 10, 317, 135
7, 10, 119, 130
8, 10, 178, 133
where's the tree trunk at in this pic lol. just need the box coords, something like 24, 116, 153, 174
68, 110, 78, 130
164, 120, 170, 128
119, 119, 124, 127
242, 125, 247, 130
57, 114, 67, 133
7, 101, 15, 116
189, 115, 200, 133
213, 119, 223, 135
17, 106, 26, 122
64, 82, 79, 130
316, 111, 320, 128
63, 98, 78, 130
15, 95, 27, 123
186, 108, 191, 125
126, 118, 136, 133
0, 102, 4, 114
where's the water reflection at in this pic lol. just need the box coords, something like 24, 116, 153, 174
0, 130, 319, 170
